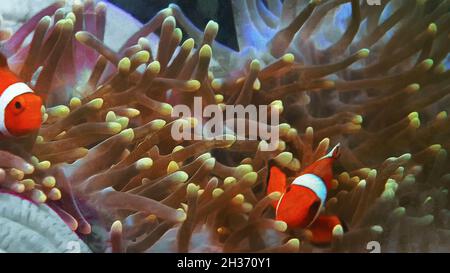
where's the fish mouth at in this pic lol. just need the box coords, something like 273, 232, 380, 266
9, 115, 42, 136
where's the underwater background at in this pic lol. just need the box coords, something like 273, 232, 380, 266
108, 0, 239, 50
0, 0, 449, 253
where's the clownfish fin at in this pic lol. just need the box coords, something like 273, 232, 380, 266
266, 162, 287, 208
329, 143, 341, 159
319, 143, 341, 160
308, 215, 343, 245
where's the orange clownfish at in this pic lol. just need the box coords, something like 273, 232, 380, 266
267, 143, 343, 245
0, 54, 42, 138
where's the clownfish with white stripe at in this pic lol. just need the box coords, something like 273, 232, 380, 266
0, 54, 42, 138
267, 143, 343, 245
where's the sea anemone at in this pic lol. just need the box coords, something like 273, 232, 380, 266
0, 0, 449, 253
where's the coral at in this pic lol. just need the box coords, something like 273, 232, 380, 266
0, 0, 449, 253
0, 192, 91, 252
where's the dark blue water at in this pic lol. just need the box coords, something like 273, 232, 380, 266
108, 0, 239, 50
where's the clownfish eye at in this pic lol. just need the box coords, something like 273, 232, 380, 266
11, 97, 26, 115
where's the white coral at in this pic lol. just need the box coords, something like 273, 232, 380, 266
0, 193, 91, 253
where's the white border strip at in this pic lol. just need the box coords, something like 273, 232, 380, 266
292, 173, 327, 227
0, 82, 34, 136
292, 174, 327, 204
276, 174, 328, 227
319, 143, 340, 160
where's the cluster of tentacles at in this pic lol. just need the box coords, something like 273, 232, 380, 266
0, 0, 449, 252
